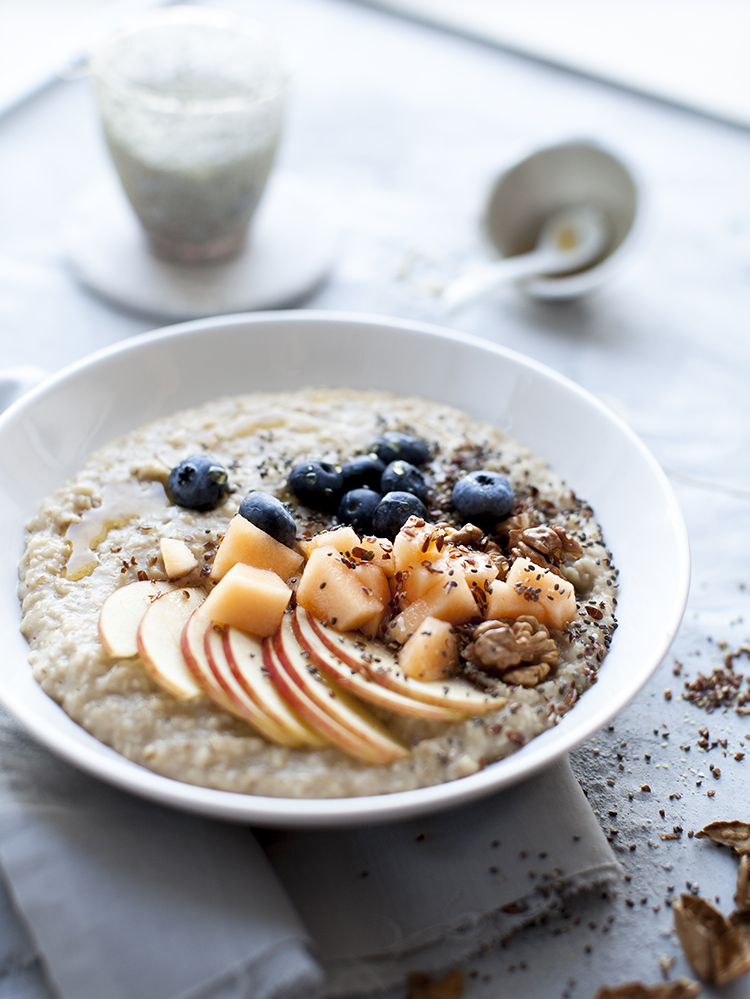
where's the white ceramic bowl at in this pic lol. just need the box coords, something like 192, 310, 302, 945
0, 312, 689, 827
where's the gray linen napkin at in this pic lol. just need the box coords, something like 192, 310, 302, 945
0, 711, 323, 999
265, 757, 618, 997
0, 709, 619, 999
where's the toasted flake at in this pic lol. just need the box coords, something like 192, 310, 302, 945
593, 980, 700, 999
673, 893, 750, 985
696, 821, 750, 856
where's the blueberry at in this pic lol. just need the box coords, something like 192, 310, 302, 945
372, 491, 427, 539
166, 454, 229, 511
288, 460, 344, 513
238, 491, 296, 548
380, 460, 428, 501
452, 470, 514, 523
341, 453, 386, 491
337, 488, 382, 535
371, 431, 430, 466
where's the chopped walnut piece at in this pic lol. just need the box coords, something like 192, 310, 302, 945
503, 663, 553, 686
673, 893, 750, 985
593, 979, 700, 999
431, 521, 509, 579
442, 522, 485, 548
696, 821, 750, 856
508, 524, 583, 574
407, 970, 464, 999
463, 615, 558, 686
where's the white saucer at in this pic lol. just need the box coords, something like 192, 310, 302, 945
65, 175, 338, 321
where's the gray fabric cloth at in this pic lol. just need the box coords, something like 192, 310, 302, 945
0, 710, 619, 999
265, 757, 619, 997
0, 712, 323, 999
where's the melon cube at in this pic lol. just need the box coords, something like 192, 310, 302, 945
201, 563, 291, 636
400, 555, 450, 605
398, 617, 458, 682
299, 526, 361, 559
485, 558, 577, 630
211, 515, 303, 582
359, 609, 386, 641
392, 516, 442, 574
296, 545, 389, 632
160, 538, 198, 578
352, 536, 397, 577
385, 571, 479, 643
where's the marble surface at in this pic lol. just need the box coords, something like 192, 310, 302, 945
1, 0, 749, 994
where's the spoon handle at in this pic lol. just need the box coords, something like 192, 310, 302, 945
442, 248, 560, 312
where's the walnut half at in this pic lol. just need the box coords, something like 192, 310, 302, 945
509, 524, 583, 575
463, 616, 559, 686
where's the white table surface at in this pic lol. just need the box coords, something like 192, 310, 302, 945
1, 0, 749, 995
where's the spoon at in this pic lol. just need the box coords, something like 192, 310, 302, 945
442, 206, 610, 312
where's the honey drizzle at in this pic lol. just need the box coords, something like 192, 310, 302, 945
65, 480, 168, 580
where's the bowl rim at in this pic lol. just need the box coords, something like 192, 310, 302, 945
0, 310, 691, 827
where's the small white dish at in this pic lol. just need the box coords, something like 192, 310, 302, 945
65, 175, 338, 320
483, 138, 642, 300
0, 312, 688, 827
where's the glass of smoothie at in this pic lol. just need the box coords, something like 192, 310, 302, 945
91, 5, 287, 264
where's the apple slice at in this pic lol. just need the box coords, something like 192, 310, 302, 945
181, 609, 248, 719
99, 579, 175, 658
307, 614, 505, 716
267, 617, 408, 764
160, 538, 199, 578
202, 622, 309, 748
293, 607, 461, 721
136, 587, 205, 699
223, 626, 327, 747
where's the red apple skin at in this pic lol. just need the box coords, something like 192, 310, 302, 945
201, 620, 307, 748
307, 613, 503, 715
222, 626, 326, 748
181, 610, 240, 718
292, 608, 460, 722
265, 625, 407, 765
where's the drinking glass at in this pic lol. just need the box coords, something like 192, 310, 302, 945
91, 6, 287, 263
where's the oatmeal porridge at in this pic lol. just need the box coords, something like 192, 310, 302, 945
18, 389, 617, 798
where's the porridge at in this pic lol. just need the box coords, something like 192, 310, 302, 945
18, 389, 617, 798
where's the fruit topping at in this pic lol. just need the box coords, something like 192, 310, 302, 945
371, 431, 430, 466
485, 557, 577, 630
372, 491, 427, 539
211, 514, 303, 582
160, 538, 199, 578
380, 460, 428, 500
288, 460, 344, 513
166, 455, 229, 511
337, 488, 381, 534
201, 562, 292, 636
99, 579, 175, 658
340, 453, 386, 491
136, 587, 206, 699
452, 469, 514, 523
238, 490, 297, 548
292, 607, 460, 719
398, 617, 459, 682
299, 525, 361, 558
295, 544, 389, 632
268, 615, 409, 764
306, 612, 503, 713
